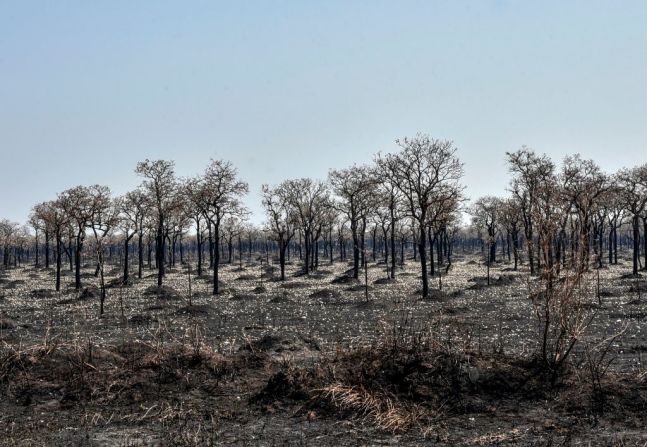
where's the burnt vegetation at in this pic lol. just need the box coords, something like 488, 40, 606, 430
2, 137, 647, 445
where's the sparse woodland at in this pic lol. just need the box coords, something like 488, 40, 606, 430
1, 134, 647, 445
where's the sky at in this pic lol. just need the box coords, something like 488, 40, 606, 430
1, 1, 647, 225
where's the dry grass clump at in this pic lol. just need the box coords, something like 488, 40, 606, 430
0, 324, 237, 409
252, 316, 624, 434
319, 382, 420, 432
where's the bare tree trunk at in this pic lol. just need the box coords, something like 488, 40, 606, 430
208, 223, 214, 268
390, 211, 396, 279
428, 226, 435, 277
55, 233, 62, 291
213, 221, 220, 295
613, 226, 618, 265
419, 223, 429, 297
75, 234, 83, 290
138, 233, 144, 279
633, 215, 640, 275
156, 218, 164, 287
304, 230, 311, 274
44, 231, 50, 269
123, 235, 131, 283
608, 226, 614, 265
351, 221, 360, 279
643, 218, 647, 271
279, 236, 286, 281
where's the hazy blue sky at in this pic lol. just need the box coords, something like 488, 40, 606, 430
1, 1, 646, 224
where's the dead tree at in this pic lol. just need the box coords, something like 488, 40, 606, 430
58, 185, 95, 289
118, 189, 146, 284
507, 148, 555, 275
38, 201, 68, 291
136, 159, 177, 287
604, 183, 625, 265
385, 134, 463, 298
329, 165, 377, 279
500, 198, 523, 270
262, 183, 298, 280
88, 187, 117, 315
196, 159, 248, 295
559, 155, 608, 271
32, 203, 53, 269
617, 165, 647, 275
282, 178, 330, 275
470, 196, 502, 271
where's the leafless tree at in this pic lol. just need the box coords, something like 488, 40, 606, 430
58, 185, 96, 289
383, 134, 464, 298
262, 182, 298, 281
374, 156, 401, 279
37, 200, 68, 291
27, 212, 44, 267
470, 196, 502, 267
184, 176, 210, 276
329, 165, 378, 279
31, 203, 53, 269
0, 219, 20, 269
559, 155, 608, 271
499, 198, 523, 270
135, 159, 177, 286
117, 189, 147, 284
196, 159, 249, 295
87, 186, 118, 315
281, 178, 330, 275
617, 164, 647, 275
507, 147, 555, 275
530, 167, 595, 377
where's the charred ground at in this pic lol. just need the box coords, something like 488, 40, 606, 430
1, 254, 646, 446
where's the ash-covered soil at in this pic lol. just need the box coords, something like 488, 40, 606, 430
1, 254, 646, 446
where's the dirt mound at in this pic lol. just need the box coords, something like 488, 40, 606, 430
628, 282, 647, 293
3, 280, 25, 289
129, 314, 155, 325
269, 294, 294, 304
106, 276, 135, 288
331, 275, 358, 284
0, 316, 16, 330
31, 288, 54, 298
261, 270, 277, 279
468, 274, 515, 290
79, 286, 100, 299
143, 285, 181, 300
252, 370, 309, 404
236, 274, 257, 281
280, 281, 308, 289
252, 285, 267, 294
309, 288, 341, 300
374, 277, 396, 285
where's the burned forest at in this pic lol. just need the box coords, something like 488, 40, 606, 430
1, 139, 647, 446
